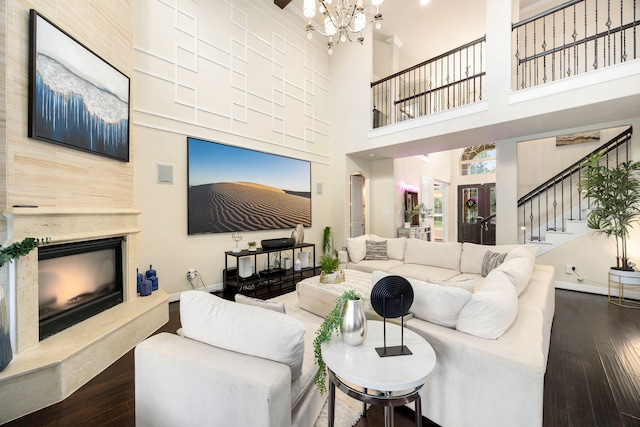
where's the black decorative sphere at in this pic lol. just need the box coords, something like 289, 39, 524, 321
371, 275, 414, 319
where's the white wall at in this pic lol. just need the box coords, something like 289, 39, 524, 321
133, 0, 332, 298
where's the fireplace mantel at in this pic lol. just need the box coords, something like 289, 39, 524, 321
0, 207, 169, 423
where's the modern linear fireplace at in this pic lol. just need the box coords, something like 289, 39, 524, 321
38, 237, 124, 340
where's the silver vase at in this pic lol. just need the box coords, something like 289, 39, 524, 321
341, 298, 367, 346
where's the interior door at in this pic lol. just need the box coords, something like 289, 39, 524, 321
458, 183, 496, 244
350, 175, 365, 237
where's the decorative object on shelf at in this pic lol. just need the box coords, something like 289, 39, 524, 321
303, 0, 384, 55
292, 223, 305, 245
232, 232, 242, 253
283, 256, 291, 270
0, 237, 51, 268
579, 151, 640, 272
340, 297, 367, 346
370, 275, 414, 357
320, 269, 345, 284
294, 258, 302, 271
146, 265, 158, 291
136, 268, 143, 294
299, 251, 310, 268
0, 287, 12, 372
313, 289, 364, 394
139, 277, 152, 297
247, 241, 257, 251
238, 257, 253, 279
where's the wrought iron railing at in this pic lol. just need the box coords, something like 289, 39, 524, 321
371, 37, 486, 128
517, 126, 633, 243
513, 0, 640, 90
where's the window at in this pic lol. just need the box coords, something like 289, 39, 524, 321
460, 144, 496, 176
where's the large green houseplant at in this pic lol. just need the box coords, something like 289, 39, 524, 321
313, 289, 364, 394
579, 151, 640, 270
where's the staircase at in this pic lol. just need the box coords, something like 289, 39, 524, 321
518, 127, 633, 255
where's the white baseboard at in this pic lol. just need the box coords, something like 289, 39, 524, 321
167, 283, 224, 302
555, 280, 640, 300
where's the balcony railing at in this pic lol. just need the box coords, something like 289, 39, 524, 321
513, 0, 640, 90
371, 37, 486, 128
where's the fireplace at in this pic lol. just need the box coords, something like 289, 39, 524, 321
38, 237, 124, 340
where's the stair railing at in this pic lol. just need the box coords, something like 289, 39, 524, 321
513, 0, 640, 90
517, 126, 633, 243
371, 36, 486, 128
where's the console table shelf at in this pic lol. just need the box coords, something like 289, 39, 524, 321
223, 243, 316, 299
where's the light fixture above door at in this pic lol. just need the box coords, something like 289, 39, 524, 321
303, 0, 384, 55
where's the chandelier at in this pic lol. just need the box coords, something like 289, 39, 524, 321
303, 0, 384, 55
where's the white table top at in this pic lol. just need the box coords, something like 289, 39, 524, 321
321, 320, 436, 391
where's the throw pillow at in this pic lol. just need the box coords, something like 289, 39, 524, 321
495, 257, 533, 296
386, 237, 407, 260
456, 269, 518, 339
346, 234, 369, 263
235, 294, 286, 313
180, 290, 305, 379
365, 240, 388, 261
427, 278, 476, 293
481, 250, 507, 277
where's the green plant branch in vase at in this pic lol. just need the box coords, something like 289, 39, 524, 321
313, 289, 364, 394
0, 237, 51, 268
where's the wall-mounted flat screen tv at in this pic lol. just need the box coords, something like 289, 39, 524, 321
187, 137, 312, 235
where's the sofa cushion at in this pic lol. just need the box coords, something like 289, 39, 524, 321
235, 294, 286, 313
346, 234, 369, 263
180, 290, 305, 379
386, 237, 407, 260
456, 270, 518, 339
505, 245, 537, 274
347, 259, 404, 273
404, 239, 462, 271
428, 278, 476, 293
365, 240, 388, 260
460, 243, 537, 274
496, 257, 533, 295
372, 271, 472, 328
481, 251, 507, 276
387, 263, 459, 282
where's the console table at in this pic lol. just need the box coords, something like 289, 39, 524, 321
321, 320, 436, 427
397, 226, 431, 241
223, 243, 316, 299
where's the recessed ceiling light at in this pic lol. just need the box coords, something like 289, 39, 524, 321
420, 0, 430, 5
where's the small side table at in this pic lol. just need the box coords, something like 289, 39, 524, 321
608, 269, 640, 309
321, 321, 436, 427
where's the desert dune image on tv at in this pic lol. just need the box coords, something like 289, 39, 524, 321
188, 138, 312, 234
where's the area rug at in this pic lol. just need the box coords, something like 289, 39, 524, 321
314, 392, 363, 427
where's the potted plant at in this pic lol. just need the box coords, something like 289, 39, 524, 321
579, 151, 640, 272
404, 202, 424, 228
313, 289, 364, 394
247, 241, 257, 251
319, 226, 343, 283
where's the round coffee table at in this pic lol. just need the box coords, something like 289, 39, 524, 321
321, 320, 436, 427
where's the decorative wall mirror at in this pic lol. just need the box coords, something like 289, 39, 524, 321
404, 191, 419, 226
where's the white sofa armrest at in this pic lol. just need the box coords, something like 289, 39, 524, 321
135, 332, 292, 427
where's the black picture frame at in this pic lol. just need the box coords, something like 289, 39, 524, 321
28, 9, 130, 162
187, 137, 312, 235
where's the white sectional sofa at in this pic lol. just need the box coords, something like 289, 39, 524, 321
135, 236, 554, 427
315, 235, 555, 427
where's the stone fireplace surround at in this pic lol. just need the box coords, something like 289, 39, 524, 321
0, 207, 169, 423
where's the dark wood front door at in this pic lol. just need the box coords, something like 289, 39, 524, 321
458, 183, 496, 245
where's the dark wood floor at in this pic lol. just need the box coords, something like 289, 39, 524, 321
4, 289, 640, 427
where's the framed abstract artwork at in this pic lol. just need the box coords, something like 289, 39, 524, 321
28, 10, 130, 162
187, 137, 312, 235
